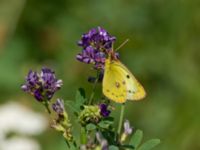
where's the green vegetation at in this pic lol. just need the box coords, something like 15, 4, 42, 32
0, 0, 200, 150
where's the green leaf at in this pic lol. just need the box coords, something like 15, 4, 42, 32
109, 145, 119, 150
68, 142, 77, 150
78, 88, 86, 98
75, 88, 86, 103
130, 129, 143, 149
86, 123, 96, 131
98, 121, 109, 129
64, 88, 86, 113
103, 120, 113, 125
75, 88, 86, 111
138, 139, 160, 150
120, 144, 134, 149
103, 116, 114, 122
65, 101, 79, 112
98, 120, 113, 129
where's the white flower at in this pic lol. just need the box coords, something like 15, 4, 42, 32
0, 102, 48, 150
1, 137, 40, 150
0, 102, 47, 135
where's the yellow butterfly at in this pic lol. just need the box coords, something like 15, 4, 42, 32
102, 53, 146, 103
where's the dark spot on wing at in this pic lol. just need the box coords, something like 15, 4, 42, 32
126, 75, 130, 79
106, 89, 110, 92
122, 81, 126, 85
127, 89, 136, 94
115, 82, 120, 88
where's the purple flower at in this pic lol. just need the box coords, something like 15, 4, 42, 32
101, 140, 108, 150
21, 67, 63, 102
124, 120, 133, 135
96, 132, 109, 150
120, 120, 134, 142
78, 27, 116, 50
34, 89, 44, 101
99, 103, 111, 117
77, 27, 118, 69
52, 99, 65, 114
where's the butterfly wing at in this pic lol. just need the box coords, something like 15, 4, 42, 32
103, 59, 127, 103
103, 58, 146, 103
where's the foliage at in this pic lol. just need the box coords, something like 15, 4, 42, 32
0, 0, 200, 150
20, 27, 160, 150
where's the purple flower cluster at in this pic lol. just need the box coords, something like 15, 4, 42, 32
99, 103, 111, 117
21, 67, 63, 101
76, 27, 118, 69
52, 99, 65, 115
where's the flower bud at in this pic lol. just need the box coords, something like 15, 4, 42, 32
79, 105, 101, 125
120, 120, 133, 142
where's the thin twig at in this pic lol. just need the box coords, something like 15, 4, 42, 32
117, 103, 126, 136
88, 71, 99, 105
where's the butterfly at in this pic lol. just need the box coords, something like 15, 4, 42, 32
102, 52, 146, 103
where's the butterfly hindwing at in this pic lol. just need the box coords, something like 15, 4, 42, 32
115, 60, 146, 100
103, 58, 146, 103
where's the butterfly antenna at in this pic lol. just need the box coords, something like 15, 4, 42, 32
115, 39, 129, 51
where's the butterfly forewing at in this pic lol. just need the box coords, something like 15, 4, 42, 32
103, 60, 127, 103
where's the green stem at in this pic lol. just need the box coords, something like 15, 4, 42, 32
80, 127, 87, 145
88, 71, 99, 105
43, 100, 51, 114
117, 103, 125, 136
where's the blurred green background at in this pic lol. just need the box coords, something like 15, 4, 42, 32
0, 0, 200, 149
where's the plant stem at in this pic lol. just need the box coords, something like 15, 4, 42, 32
80, 127, 87, 145
117, 103, 125, 136
43, 100, 51, 114
88, 71, 99, 105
